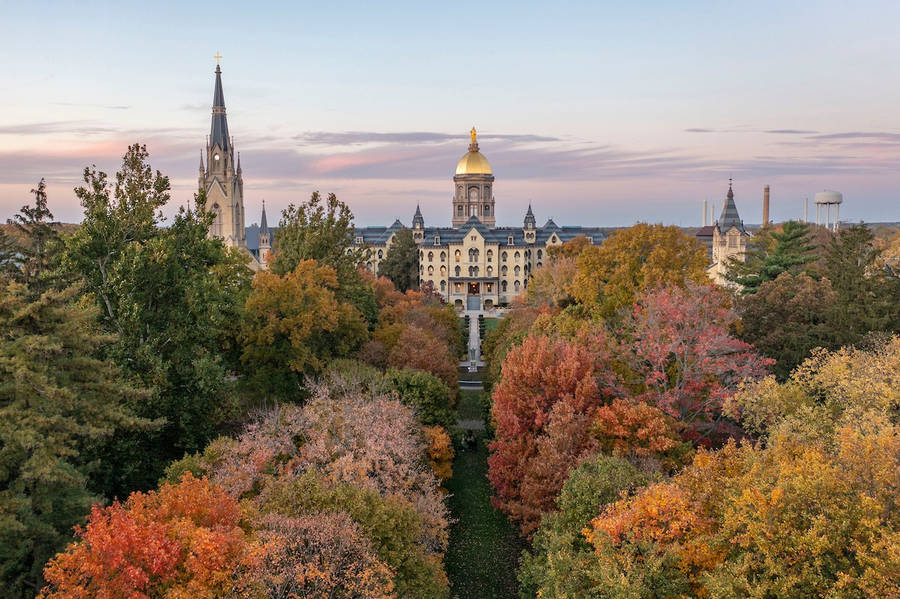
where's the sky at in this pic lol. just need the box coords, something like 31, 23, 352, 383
1, 1, 899, 228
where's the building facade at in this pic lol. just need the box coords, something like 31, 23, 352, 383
353, 129, 606, 310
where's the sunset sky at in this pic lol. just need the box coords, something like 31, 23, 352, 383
2, 1, 899, 227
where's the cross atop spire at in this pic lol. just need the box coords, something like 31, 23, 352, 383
214, 51, 222, 65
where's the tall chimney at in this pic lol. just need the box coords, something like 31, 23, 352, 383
762, 185, 770, 227
804, 196, 808, 223
703, 199, 708, 226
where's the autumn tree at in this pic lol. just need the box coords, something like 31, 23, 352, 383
570, 223, 708, 318
488, 330, 622, 534
38, 473, 256, 599
623, 284, 773, 443
378, 226, 419, 292
0, 282, 148, 597
387, 326, 458, 400
241, 260, 368, 396
270, 191, 378, 326
524, 256, 577, 308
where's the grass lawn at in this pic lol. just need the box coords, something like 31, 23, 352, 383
446, 390, 524, 599
482, 316, 500, 334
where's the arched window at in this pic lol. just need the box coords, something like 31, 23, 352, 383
457, 205, 463, 217
455, 249, 461, 262
428, 251, 434, 262
537, 249, 543, 260
468, 266, 474, 277
211, 203, 222, 237
514, 251, 521, 262
514, 280, 521, 291
514, 265, 521, 276
537, 261, 542, 268
440, 265, 446, 276
455, 265, 461, 276
487, 266, 493, 276
427, 265, 434, 276
501, 265, 508, 276
474, 266, 479, 277
501, 280, 508, 292
366, 261, 373, 271
440, 251, 446, 262
440, 280, 446, 291
484, 204, 491, 216
501, 251, 508, 262
486, 249, 493, 262
378, 249, 383, 259
468, 248, 479, 262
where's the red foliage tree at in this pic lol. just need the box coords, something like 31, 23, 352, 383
624, 284, 773, 444
487, 330, 622, 534
39, 473, 256, 599
387, 326, 458, 397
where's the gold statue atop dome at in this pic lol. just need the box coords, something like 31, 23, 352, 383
470, 126, 477, 143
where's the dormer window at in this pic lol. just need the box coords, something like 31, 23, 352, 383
508, 235, 514, 245
434, 235, 440, 245
355, 236, 363, 244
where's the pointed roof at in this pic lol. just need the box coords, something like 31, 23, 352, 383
543, 218, 559, 230
259, 200, 268, 234
718, 179, 744, 231
524, 203, 536, 228
210, 64, 230, 151
413, 204, 424, 228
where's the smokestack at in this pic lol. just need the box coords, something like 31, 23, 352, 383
763, 185, 770, 227
703, 199, 708, 226
804, 196, 808, 223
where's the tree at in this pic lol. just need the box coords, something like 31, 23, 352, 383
727, 220, 818, 292
737, 272, 838, 380
0, 282, 148, 597
66, 144, 169, 333
570, 223, 708, 318
241, 261, 368, 396
10, 179, 65, 295
0, 227, 17, 281
821, 223, 900, 345
524, 256, 577, 308
38, 473, 256, 599
518, 455, 648, 599
487, 330, 622, 534
384, 368, 456, 430
270, 191, 378, 327
378, 227, 419, 292
387, 326, 458, 401
591, 398, 691, 469
623, 284, 773, 444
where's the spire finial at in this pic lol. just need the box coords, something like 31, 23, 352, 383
214, 51, 222, 65
470, 126, 477, 143
468, 126, 479, 152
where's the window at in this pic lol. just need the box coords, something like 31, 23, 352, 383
427, 265, 434, 275
514, 280, 521, 291
428, 251, 434, 262
474, 266, 479, 277
486, 282, 493, 292
728, 235, 737, 248
469, 204, 477, 217
471, 235, 477, 241
514, 251, 521, 262
514, 265, 521, 276
355, 236, 363, 244
537, 249, 543, 260
501, 265, 508, 276
457, 205, 463, 216
366, 261, 373, 271
486, 249, 493, 262
377, 249, 383, 259
440, 265, 446, 276
469, 248, 479, 262
484, 204, 491, 216
537, 261, 542, 268
501, 251, 508, 262
501, 280, 508, 292
508, 235, 514, 244
440, 251, 446, 262
487, 266, 493, 276
455, 249, 461, 262
434, 235, 441, 245
468, 266, 474, 277
440, 280, 446, 291
455, 265, 461, 276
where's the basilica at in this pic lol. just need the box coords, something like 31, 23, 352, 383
200, 61, 607, 307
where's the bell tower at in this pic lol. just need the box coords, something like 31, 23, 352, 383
452, 127, 495, 227
201, 56, 246, 248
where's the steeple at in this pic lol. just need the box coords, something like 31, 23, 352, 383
199, 150, 204, 174
259, 200, 268, 234
524, 203, 536, 229
718, 178, 744, 231
257, 200, 271, 269
413, 204, 424, 229
237, 152, 242, 174
210, 64, 230, 152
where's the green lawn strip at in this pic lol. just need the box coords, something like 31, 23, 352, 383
446, 389, 524, 599
456, 389, 484, 422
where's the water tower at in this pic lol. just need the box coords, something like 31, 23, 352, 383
814, 190, 843, 232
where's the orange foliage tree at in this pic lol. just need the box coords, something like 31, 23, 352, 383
39, 473, 256, 599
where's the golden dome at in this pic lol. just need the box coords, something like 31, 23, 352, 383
455, 150, 492, 175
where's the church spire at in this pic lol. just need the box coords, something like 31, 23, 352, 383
718, 177, 744, 231
413, 204, 424, 228
259, 200, 268, 234
210, 62, 230, 151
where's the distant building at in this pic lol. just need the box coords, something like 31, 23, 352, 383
699, 180, 750, 285
353, 128, 606, 309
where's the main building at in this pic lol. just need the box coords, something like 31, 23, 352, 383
352, 128, 606, 309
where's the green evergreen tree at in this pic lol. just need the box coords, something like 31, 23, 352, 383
727, 220, 818, 292
377, 227, 419, 292
0, 282, 148, 597
10, 180, 66, 296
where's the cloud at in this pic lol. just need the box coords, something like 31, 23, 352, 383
684, 128, 716, 133
52, 102, 131, 110
0, 121, 117, 136
809, 131, 900, 142
764, 129, 819, 135
294, 130, 560, 146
